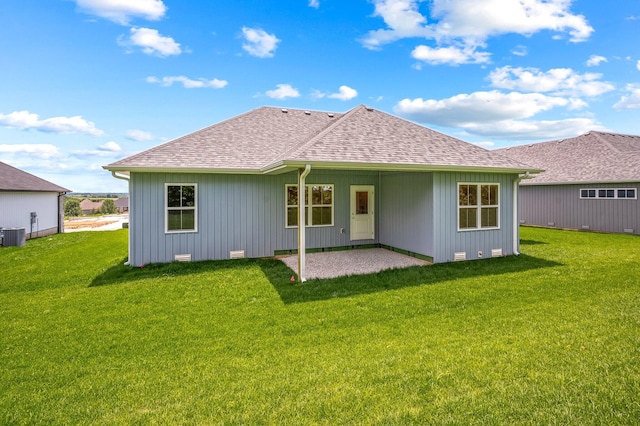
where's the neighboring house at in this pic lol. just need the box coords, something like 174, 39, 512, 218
104, 105, 540, 279
115, 197, 129, 213
496, 131, 639, 235
80, 199, 104, 215
0, 161, 69, 238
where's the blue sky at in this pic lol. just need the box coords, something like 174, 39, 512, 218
1, 0, 639, 192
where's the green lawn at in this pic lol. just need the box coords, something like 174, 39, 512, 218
1, 228, 639, 424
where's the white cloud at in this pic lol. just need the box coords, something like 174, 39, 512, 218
466, 118, 604, 140
0, 111, 103, 136
473, 141, 495, 148
637, 60, 640, 71
0, 144, 62, 159
511, 45, 528, 57
241, 27, 280, 58
146, 75, 228, 88
309, 0, 320, 8
72, 141, 122, 158
489, 66, 615, 97
120, 27, 181, 57
125, 129, 154, 141
361, 0, 593, 61
265, 84, 300, 99
75, 0, 166, 25
613, 84, 640, 110
412, 44, 490, 65
314, 85, 359, 101
394, 91, 572, 127
586, 55, 607, 67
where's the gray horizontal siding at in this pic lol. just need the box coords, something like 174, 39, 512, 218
432, 172, 518, 263
129, 170, 379, 266
520, 183, 640, 234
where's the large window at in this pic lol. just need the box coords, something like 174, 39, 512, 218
286, 184, 333, 228
166, 184, 197, 232
580, 188, 637, 200
458, 183, 499, 230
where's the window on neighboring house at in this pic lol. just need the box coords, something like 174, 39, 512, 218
166, 184, 197, 232
580, 188, 637, 200
458, 183, 499, 230
286, 184, 334, 228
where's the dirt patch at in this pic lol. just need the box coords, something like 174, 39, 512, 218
65, 220, 118, 229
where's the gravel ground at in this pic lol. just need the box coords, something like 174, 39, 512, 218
279, 248, 428, 280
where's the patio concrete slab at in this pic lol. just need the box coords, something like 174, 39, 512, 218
278, 248, 429, 280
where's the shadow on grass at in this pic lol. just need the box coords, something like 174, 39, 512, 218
90, 257, 264, 287
261, 253, 562, 304
90, 254, 561, 305
521, 239, 548, 246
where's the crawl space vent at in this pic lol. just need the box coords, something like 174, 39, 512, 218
174, 254, 192, 262
491, 249, 503, 258
230, 250, 245, 259
454, 252, 466, 261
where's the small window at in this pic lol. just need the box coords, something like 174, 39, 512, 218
286, 184, 334, 228
458, 183, 499, 231
166, 184, 197, 232
581, 188, 637, 200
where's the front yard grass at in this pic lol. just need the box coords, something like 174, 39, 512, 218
1, 228, 639, 424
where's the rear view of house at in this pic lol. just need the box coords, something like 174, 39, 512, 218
497, 131, 640, 235
105, 105, 540, 278
0, 161, 69, 239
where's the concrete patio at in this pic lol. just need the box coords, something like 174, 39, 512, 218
278, 248, 429, 280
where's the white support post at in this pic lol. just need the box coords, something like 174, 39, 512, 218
297, 165, 311, 282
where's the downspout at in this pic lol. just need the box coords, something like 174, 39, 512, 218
111, 171, 131, 266
512, 171, 530, 256
297, 164, 311, 282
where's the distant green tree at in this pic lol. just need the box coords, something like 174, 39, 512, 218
64, 198, 82, 217
100, 199, 117, 215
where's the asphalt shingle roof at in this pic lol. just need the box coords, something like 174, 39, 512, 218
0, 161, 70, 192
106, 105, 537, 174
495, 131, 640, 185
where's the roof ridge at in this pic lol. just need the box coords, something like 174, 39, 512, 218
589, 131, 621, 153
276, 104, 366, 162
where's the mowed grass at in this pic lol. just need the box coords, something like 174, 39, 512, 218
1, 228, 639, 424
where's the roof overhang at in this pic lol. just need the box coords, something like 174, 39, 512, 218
521, 179, 640, 186
104, 162, 543, 176
260, 160, 543, 175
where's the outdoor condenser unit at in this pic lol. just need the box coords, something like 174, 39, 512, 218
3, 228, 26, 247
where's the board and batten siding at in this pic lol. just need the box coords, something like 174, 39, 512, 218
0, 191, 62, 238
520, 183, 639, 234
431, 172, 519, 263
128, 170, 379, 266
379, 171, 434, 258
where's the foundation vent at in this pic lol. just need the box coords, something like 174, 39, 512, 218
230, 250, 245, 259
581, 225, 590, 230
547, 222, 555, 226
624, 228, 634, 234
454, 252, 466, 261
174, 254, 192, 262
519, 219, 526, 224
491, 248, 503, 258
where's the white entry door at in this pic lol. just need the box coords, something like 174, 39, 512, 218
350, 185, 375, 240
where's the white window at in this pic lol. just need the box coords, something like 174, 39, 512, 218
165, 184, 197, 233
286, 184, 334, 228
580, 188, 637, 200
458, 183, 500, 231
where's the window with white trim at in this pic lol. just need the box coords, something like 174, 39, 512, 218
580, 188, 637, 199
286, 184, 334, 227
458, 183, 500, 230
166, 184, 197, 232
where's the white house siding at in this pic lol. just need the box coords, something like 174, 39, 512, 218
128, 170, 380, 266
0, 191, 61, 238
520, 183, 640, 235
432, 172, 519, 263
379, 171, 434, 259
